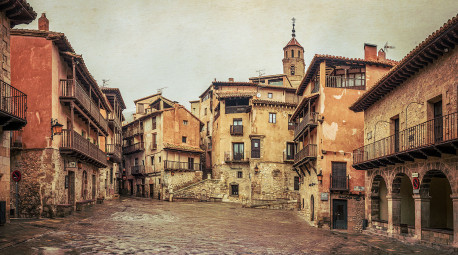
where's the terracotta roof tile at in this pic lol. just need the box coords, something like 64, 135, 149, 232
2, 0, 36, 26
284, 37, 303, 49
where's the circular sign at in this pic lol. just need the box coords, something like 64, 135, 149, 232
12, 170, 21, 182
122, 175, 127, 181
412, 177, 420, 189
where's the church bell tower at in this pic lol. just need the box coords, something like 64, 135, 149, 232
283, 18, 305, 87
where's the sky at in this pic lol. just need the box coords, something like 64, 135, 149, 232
17, 0, 458, 114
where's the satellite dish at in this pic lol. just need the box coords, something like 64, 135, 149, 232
256, 93, 261, 98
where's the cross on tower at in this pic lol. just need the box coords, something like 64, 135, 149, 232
292, 17, 296, 37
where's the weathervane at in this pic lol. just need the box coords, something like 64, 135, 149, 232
292, 17, 296, 37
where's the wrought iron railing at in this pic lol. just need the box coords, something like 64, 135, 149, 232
294, 112, 318, 138
325, 76, 365, 90
131, 165, 145, 175
330, 175, 349, 191
60, 129, 107, 166
122, 142, 144, 155
294, 144, 317, 164
60, 79, 108, 132
164, 160, 202, 171
353, 112, 458, 164
0, 80, 27, 121
230, 125, 243, 136
224, 151, 247, 162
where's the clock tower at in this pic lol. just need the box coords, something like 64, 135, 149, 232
283, 18, 305, 88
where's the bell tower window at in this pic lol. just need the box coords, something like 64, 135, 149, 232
291, 50, 294, 58
298, 50, 301, 58
290, 65, 295, 75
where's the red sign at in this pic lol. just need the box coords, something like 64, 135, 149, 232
122, 175, 127, 181
12, 170, 21, 182
412, 177, 420, 189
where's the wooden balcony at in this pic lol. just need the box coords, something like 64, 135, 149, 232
60, 129, 107, 168
124, 126, 143, 138
353, 112, 458, 170
294, 112, 318, 140
230, 125, 243, 136
325, 76, 365, 90
106, 144, 122, 163
122, 142, 144, 155
0, 80, 27, 130
164, 160, 202, 171
293, 144, 317, 166
131, 165, 146, 176
225, 105, 251, 114
60, 79, 108, 134
330, 175, 349, 191
107, 112, 121, 129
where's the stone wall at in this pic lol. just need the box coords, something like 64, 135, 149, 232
163, 170, 202, 200
172, 178, 226, 201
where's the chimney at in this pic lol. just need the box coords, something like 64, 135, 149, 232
378, 48, 386, 61
228, 78, 234, 82
364, 43, 377, 61
38, 13, 49, 31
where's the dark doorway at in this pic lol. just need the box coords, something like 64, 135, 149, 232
434, 101, 443, 142
92, 175, 96, 199
129, 180, 133, 195
68, 171, 75, 204
310, 195, 315, 221
333, 199, 348, 229
150, 184, 154, 198
394, 118, 400, 152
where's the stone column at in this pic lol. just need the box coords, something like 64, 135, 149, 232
387, 194, 401, 235
451, 195, 458, 247
413, 194, 430, 240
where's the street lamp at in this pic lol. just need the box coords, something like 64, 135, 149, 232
317, 171, 323, 184
51, 118, 63, 140
254, 164, 259, 174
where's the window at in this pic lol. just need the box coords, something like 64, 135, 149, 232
231, 184, 239, 195
290, 65, 295, 75
237, 171, 243, 178
152, 133, 157, 149
291, 50, 294, 58
152, 117, 156, 130
294, 176, 300, 190
204, 108, 207, 115
134, 158, 138, 166
182, 136, 187, 143
188, 157, 195, 170
251, 139, 260, 158
298, 50, 301, 58
233, 119, 242, 126
331, 162, 347, 190
268, 93, 273, 99
286, 142, 295, 160
206, 121, 210, 136
233, 143, 244, 160
288, 114, 295, 130
151, 156, 154, 165
183, 120, 188, 125
269, 113, 276, 123
159, 156, 161, 162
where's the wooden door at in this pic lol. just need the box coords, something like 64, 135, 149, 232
333, 199, 348, 229
434, 101, 443, 142
394, 118, 400, 152
68, 171, 75, 204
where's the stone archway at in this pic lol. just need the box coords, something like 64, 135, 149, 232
371, 175, 388, 221
392, 173, 415, 226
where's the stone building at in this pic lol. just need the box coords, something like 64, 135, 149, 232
290, 46, 396, 231
9, 14, 115, 217
350, 15, 458, 247
183, 25, 303, 205
101, 87, 125, 199
0, 0, 36, 224
122, 93, 203, 200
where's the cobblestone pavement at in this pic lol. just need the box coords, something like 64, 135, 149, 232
0, 197, 453, 254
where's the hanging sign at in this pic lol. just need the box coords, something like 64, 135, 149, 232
412, 177, 420, 190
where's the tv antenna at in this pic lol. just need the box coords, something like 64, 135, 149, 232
102, 79, 110, 87
157, 87, 167, 94
383, 42, 395, 52
256, 69, 265, 84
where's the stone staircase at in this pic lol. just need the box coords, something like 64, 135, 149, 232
170, 179, 226, 202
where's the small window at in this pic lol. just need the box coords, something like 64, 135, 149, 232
298, 50, 301, 58
183, 120, 188, 125
159, 156, 161, 162
237, 171, 243, 178
204, 108, 207, 115
151, 156, 154, 165
182, 136, 187, 143
152, 117, 157, 130
291, 50, 294, 58
268, 93, 273, 99
233, 118, 242, 126
269, 113, 276, 123
231, 184, 239, 195
290, 65, 295, 75
294, 176, 300, 190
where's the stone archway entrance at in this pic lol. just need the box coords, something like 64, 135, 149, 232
371, 175, 388, 222
392, 173, 415, 227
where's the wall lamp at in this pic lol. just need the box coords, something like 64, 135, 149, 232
317, 171, 323, 184
254, 164, 259, 174
51, 118, 63, 140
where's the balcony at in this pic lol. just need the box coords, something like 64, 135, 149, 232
230, 125, 243, 136
131, 165, 146, 176
225, 105, 251, 114
294, 144, 317, 166
330, 175, 349, 191
325, 76, 365, 90
0, 80, 27, 130
294, 112, 318, 140
224, 151, 249, 163
123, 142, 145, 155
60, 79, 108, 134
107, 112, 121, 129
164, 160, 202, 171
124, 126, 143, 138
106, 144, 122, 163
353, 112, 458, 170
60, 129, 108, 168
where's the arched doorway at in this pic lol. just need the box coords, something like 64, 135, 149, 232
392, 173, 415, 226
371, 175, 388, 221
310, 195, 315, 221
420, 170, 453, 230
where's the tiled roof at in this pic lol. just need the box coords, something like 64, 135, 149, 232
1, 0, 36, 26
350, 14, 458, 112
133, 92, 162, 104
215, 92, 257, 99
284, 37, 303, 49
101, 87, 127, 109
212, 81, 258, 86
163, 143, 204, 153
296, 54, 398, 96
290, 93, 320, 121
252, 99, 298, 108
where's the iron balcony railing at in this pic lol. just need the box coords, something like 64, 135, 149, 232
230, 125, 243, 136
294, 112, 318, 139
294, 144, 317, 164
330, 175, 349, 191
0, 80, 27, 126
224, 151, 248, 162
164, 160, 202, 171
325, 76, 365, 90
131, 165, 145, 175
60, 129, 107, 167
122, 142, 145, 155
107, 112, 121, 128
353, 112, 458, 165
106, 144, 122, 161
60, 79, 108, 132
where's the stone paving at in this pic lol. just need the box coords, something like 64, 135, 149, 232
0, 197, 453, 254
